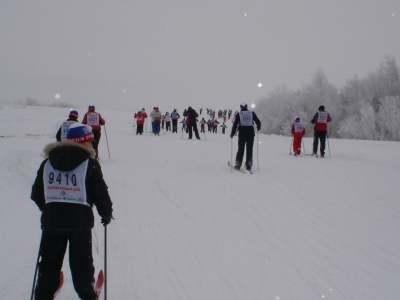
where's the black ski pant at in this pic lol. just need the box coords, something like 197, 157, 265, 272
35, 229, 97, 300
166, 121, 171, 131
172, 119, 178, 132
188, 123, 200, 139
92, 129, 101, 159
235, 134, 254, 168
136, 124, 144, 135
313, 130, 327, 155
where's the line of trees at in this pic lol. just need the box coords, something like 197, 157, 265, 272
255, 56, 400, 141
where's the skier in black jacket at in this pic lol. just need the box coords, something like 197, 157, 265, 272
230, 103, 261, 171
183, 106, 201, 139
31, 123, 113, 300
55, 109, 79, 142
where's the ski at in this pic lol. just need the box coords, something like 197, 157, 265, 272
228, 161, 245, 173
53, 271, 64, 299
95, 270, 104, 300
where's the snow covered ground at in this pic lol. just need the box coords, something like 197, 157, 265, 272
1, 104, 399, 300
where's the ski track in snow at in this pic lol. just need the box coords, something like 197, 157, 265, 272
1, 105, 400, 299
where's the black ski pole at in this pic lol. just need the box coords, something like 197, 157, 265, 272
230, 137, 233, 173
104, 124, 111, 160
257, 131, 259, 170
104, 225, 107, 300
30, 237, 42, 300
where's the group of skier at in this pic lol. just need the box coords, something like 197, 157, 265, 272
32, 105, 112, 299
291, 105, 332, 158
30, 101, 330, 299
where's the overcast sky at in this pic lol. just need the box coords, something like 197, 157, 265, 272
1, 1, 399, 112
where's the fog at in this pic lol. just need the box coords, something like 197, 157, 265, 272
1, 1, 400, 111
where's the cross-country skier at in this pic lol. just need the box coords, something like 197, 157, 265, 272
183, 106, 201, 139
165, 112, 172, 131
82, 105, 105, 160
171, 109, 180, 133
221, 122, 227, 134
200, 118, 206, 133
230, 103, 261, 171
31, 123, 113, 300
291, 116, 305, 156
134, 110, 147, 135
213, 119, 220, 133
311, 105, 331, 157
153, 107, 162, 135
56, 109, 79, 141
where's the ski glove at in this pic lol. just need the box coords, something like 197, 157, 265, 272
101, 216, 112, 226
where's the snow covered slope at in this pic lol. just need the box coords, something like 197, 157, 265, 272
0, 104, 399, 299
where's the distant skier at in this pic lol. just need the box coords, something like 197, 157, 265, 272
181, 117, 186, 132
200, 118, 206, 133
213, 119, 220, 133
134, 110, 147, 135
82, 105, 105, 160
153, 107, 162, 135
311, 105, 331, 157
149, 107, 156, 133
165, 112, 172, 131
31, 123, 113, 300
221, 122, 227, 134
230, 103, 261, 171
171, 109, 180, 133
291, 116, 305, 156
183, 106, 201, 139
56, 109, 79, 141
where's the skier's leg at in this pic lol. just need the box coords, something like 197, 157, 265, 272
35, 231, 67, 300
69, 230, 97, 300
235, 136, 246, 167
320, 131, 327, 156
313, 130, 319, 154
245, 135, 254, 169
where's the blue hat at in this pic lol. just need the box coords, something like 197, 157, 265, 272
69, 110, 78, 118
240, 103, 248, 108
67, 123, 94, 143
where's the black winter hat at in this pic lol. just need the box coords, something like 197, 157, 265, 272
318, 105, 325, 111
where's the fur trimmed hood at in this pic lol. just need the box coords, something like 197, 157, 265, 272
44, 141, 96, 171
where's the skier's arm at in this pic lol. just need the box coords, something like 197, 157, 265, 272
88, 160, 113, 220
31, 160, 48, 211
252, 112, 261, 131
56, 126, 62, 142
311, 113, 317, 124
230, 114, 240, 137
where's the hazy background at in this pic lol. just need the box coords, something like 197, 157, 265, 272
1, 0, 400, 111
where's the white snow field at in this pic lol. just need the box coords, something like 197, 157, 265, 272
0, 104, 400, 300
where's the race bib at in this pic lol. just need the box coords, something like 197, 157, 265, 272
317, 112, 328, 124
239, 111, 253, 126
61, 121, 77, 141
43, 160, 89, 206
294, 123, 304, 133
87, 113, 100, 126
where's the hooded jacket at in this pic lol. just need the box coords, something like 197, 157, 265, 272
31, 141, 113, 233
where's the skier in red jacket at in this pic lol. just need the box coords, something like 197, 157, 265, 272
291, 117, 306, 156
134, 110, 148, 135
311, 105, 331, 157
82, 105, 105, 160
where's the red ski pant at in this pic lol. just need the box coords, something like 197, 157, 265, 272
293, 133, 303, 154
